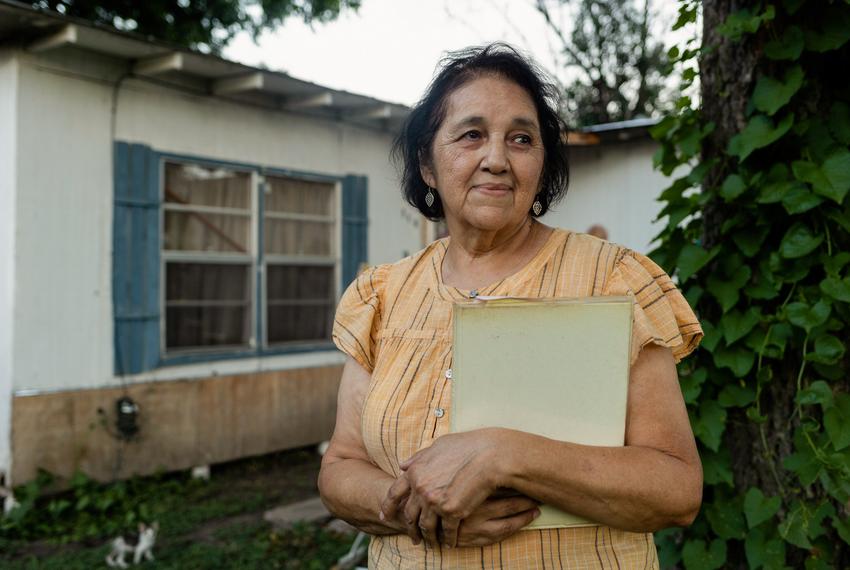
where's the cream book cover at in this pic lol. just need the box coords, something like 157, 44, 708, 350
450, 296, 633, 529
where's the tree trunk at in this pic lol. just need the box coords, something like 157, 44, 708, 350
700, 2, 849, 567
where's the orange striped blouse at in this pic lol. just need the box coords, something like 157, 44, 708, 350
332, 228, 702, 569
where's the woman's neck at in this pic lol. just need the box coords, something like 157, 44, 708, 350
441, 217, 552, 291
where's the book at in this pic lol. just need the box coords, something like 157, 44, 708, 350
450, 296, 633, 529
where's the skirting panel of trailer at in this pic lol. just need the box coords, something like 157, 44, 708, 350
11, 365, 342, 483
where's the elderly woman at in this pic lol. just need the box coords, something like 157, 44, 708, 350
318, 43, 703, 568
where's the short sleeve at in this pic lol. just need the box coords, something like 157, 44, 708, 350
332, 264, 388, 373
603, 249, 703, 365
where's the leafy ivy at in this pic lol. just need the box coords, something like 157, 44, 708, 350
651, 0, 850, 567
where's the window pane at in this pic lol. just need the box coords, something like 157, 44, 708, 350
265, 176, 333, 216
166, 306, 249, 349
266, 265, 334, 344
165, 163, 251, 209
165, 263, 251, 350
166, 263, 249, 301
164, 211, 250, 253
264, 219, 333, 256
267, 265, 334, 301
267, 305, 333, 344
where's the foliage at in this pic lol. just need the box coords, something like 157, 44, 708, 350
1, 520, 355, 569
0, 469, 209, 541
534, 0, 671, 126
31, 0, 359, 52
650, 0, 850, 567
0, 449, 350, 568
0, 464, 277, 542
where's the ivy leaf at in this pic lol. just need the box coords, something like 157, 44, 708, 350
744, 487, 781, 528
717, 7, 766, 39
784, 450, 822, 485
779, 223, 823, 258
680, 368, 707, 404
804, 6, 850, 52
702, 448, 734, 487
692, 400, 727, 451
786, 300, 831, 333
752, 65, 804, 115
707, 496, 746, 539
728, 114, 794, 161
834, 514, 850, 545
809, 502, 836, 540
778, 504, 813, 549
790, 159, 821, 182
806, 334, 846, 365
677, 244, 719, 281
795, 380, 834, 408
782, 185, 824, 214
791, 148, 850, 204
744, 527, 787, 569
714, 345, 755, 377
732, 226, 769, 257
757, 180, 802, 204
719, 174, 747, 200
824, 393, 850, 450
829, 102, 850, 145
707, 265, 751, 312
682, 539, 727, 570
747, 405, 769, 423
764, 25, 804, 59
701, 320, 721, 352
823, 251, 850, 275
828, 207, 850, 233
821, 148, 850, 203
820, 276, 850, 302
767, 322, 793, 353
718, 383, 755, 408
721, 308, 760, 344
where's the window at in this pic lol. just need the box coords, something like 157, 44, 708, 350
112, 141, 366, 374
161, 161, 338, 354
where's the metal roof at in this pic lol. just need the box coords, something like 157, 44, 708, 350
0, 0, 409, 131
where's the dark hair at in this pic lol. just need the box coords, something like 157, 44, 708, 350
392, 42, 569, 221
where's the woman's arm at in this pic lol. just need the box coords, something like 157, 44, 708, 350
317, 357, 406, 535
385, 345, 702, 546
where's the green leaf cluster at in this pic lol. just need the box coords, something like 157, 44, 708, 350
35, 0, 360, 53
651, 0, 850, 567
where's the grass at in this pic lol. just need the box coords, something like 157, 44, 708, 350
0, 447, 359, 569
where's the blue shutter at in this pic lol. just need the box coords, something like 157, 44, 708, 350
342, 175, 369, 289
113, 142, 160, 374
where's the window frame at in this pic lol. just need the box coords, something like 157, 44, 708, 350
156, 152, 344, 366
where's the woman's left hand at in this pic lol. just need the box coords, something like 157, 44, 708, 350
381, 428, 513, 548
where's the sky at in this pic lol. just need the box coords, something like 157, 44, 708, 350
223, 0, 574, 106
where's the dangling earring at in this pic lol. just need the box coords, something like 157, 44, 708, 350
532, 197, 543, 216
425, 186, 435, 208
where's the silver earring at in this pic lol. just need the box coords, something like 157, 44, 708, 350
425, 187, 435, 208
532, 199, 542, 216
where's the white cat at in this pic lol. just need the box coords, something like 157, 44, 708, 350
0, 485, 19, 515
105, 522, 159, 567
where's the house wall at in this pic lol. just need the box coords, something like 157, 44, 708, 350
546, 140, 666, 254
0, 51, 17, 481
9, 47, 419, 482
12, 48, 417, 396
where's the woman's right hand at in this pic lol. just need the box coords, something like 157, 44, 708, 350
451, 495, 541, 548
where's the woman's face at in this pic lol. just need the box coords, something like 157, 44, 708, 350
421, 74, 545, 234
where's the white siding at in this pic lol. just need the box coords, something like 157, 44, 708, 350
546, 140, 666, 254
12, 51, 418, 394
0, 51, 17, 477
